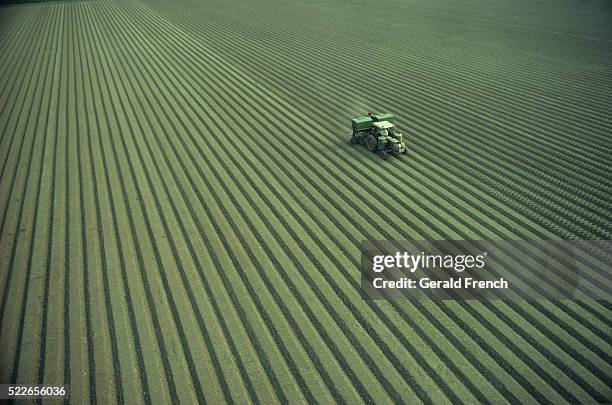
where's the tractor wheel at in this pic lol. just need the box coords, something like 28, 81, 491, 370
365, 135, 378, 152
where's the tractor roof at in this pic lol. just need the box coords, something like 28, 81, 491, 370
373, 121, 394, 129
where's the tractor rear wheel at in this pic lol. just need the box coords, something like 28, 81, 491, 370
365, 135, 378, 152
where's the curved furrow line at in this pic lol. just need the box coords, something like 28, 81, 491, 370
403, 152, 611, 327
0, 7, 36, 75
384, 245, 611, 399
405, 126, 611, 237
103, 5, 418, 400
143, 0, 612, 185
161, 66, 512, 400
123, 1, 612, 400
134, 0, 612, 334
85, 4, 266, 402
202, 26, 612, 332
139, 73, 347, 404
73, 6, 112, 402
147, 3, 612, 296
217, 4, 612, 147
4, 4, 63, 387
86, 13, 212, 405
76, 4, 178, 403
397, 243, 608, 398
410, 130, 610, 279
74, 5, 152, 403
433, 301, 609, 403
1, 1, 605, 402
384, 0, 612, 45
111, 46, 266, 405
102, 20, 272, 402
0, 7, 41, 122
97, 2, 350, 400
115, 50, 320, 405
175, 0, 612, 136
113, 2, 532, 400
412, 141, 609, 318
182, 0, 612, 104
387, 93, 611, 202
407, 291, 602, 404
220, 39, 612, 246
411, 133, 609, 242
36, 5, 72, 397
470, 299, 611, 393
60, 8, 75, 400
435, 241, 612, 389
147, 4, 612, 232
287, 0, 612, 58
145, 0, 612, 346
200, 12, 612, 193
185, 76, 452, 403
126, 0, 608, 290
89, 3, 304, 400
0, 7, 60, 385
0, 8, 50, 203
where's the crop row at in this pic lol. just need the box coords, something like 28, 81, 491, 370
0, 1, 610, 404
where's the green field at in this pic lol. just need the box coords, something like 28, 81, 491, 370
0, 0, 611, 403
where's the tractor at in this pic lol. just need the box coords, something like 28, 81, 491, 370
350, 112, 407, 159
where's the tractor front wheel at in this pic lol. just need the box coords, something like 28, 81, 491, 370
365, 135, 378, 152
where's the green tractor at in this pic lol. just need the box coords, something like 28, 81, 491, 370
350, 112, 407, 159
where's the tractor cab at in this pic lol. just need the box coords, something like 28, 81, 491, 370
373, 121, 394, 135
374, 121, 403, 142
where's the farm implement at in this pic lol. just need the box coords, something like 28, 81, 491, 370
350, 112, 407, 159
